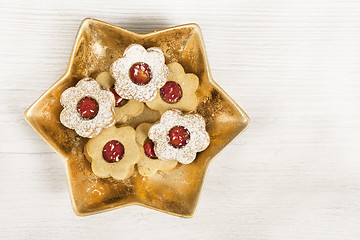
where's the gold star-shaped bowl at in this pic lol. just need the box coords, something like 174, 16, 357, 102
24, 18, 249, 217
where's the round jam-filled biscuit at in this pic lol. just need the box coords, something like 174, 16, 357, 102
148, 110, 210, 164
95, 72, 144, 123
110, 44, 169, 102
135, 123, 177, 177
60, 78, 116, 138
146, 62, 199, 114
84, 125, 140, 180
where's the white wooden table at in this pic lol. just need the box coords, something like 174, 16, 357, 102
1, 0, 360, 239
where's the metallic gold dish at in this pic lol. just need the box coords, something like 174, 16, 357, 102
24, 18, 249, 217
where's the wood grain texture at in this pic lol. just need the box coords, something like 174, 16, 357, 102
1, 0, 360, 239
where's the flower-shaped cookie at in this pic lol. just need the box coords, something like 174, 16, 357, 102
110, 44, 169, 102
136, 123, 177, 177
84, 125, 140, 180
149, 109, 210, 164
96, 72, 144, 123
60, 78, 115, 138
146, 62, 199, 114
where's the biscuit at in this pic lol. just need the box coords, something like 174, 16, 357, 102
135, 123, 177, 177
95, 72, 144, 123
146, 62, 199, 114
84, 125, 140, 180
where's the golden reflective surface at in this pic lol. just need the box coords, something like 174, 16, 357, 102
24, 18, 249, 217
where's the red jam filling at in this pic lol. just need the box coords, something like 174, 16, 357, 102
77, 97, 99, 120
102, 140, 125, 163
143, 138, 157, 159
168, 126, 190, 148
110, 86, 128, 107
160, 81, 183, 103
129, 62, 152, 85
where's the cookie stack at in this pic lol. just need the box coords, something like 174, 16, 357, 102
60, 44, 210, 180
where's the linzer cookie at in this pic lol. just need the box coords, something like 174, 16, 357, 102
148, 109, 210, 164
95, 72, 144, 124
110, 44, 169, 102
135, 123, 177, 177
146, 62, 199, 114
84, 125, 140, 180
60, 78, 115, 138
